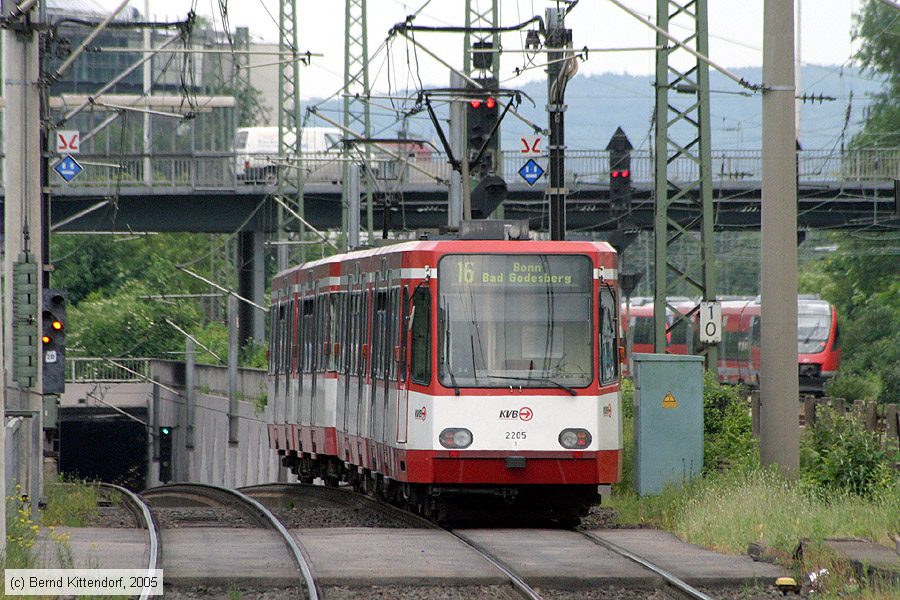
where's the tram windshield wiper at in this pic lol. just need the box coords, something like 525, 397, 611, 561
485, 375, 578, 396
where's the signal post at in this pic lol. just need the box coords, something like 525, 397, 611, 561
3, 0, 47, 542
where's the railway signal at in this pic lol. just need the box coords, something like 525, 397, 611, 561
159, 427, 173, 482
607, 127, 633, 208
42, 289, 67, 394
466, 77, 500, 176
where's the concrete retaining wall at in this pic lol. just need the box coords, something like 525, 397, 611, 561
149, 360, 283, 488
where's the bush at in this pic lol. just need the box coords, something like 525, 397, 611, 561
800, 406, 898, 498
702, 373, 757, 474
824, 372, 881, 402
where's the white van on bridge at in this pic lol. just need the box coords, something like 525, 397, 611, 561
233, 126, 342, 183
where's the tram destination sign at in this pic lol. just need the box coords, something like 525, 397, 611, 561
440, 255, 591, 292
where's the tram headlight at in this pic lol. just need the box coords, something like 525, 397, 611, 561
439, 428, 473, 449
559, 428, 592, 449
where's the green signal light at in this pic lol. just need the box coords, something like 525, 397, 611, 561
161, 427, 171, 435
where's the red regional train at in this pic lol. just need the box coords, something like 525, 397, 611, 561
267, 232, 623, 523
622, 296, 840, 392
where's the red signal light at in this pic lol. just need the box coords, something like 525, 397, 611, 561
611, 170, 619, 178
621, 169, 630, 178
485, 96, 496, 109
469, 99, 482, 109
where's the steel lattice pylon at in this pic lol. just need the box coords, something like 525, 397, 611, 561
464, 0, 502, 217
343, 0, 372, 247
653, 0, 717, 369
277, 0, 304, 268
464, 0, 500, 80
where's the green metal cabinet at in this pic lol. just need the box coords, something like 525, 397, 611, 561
633, 353, 704, 495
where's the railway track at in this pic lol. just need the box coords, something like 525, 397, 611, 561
239, 482, 431, 529
575, 530, 716, 600
142, 483, 321, 600
242, 482, 723, 599
96, 483, 160, 600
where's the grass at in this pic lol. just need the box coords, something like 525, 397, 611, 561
607, 432, 898, 598
41, 478, 101, 527
608, 471, 899, 597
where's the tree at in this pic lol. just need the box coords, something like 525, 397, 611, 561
851, 1, 900, 147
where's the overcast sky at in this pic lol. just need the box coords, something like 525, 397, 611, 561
102, 1, 865, 98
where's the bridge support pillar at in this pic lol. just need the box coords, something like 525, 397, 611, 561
237, 231, 265, 345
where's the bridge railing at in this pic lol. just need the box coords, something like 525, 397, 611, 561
44, 147, 899, 192
66, 357, 152, 383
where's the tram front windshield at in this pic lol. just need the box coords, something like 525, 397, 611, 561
438, 254, 593, 389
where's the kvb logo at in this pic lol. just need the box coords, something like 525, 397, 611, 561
499, 407, 534, 421
414, 406, 427, 421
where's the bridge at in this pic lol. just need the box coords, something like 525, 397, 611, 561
10, 147, 898, 234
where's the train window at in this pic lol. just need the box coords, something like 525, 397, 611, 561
600, 286, 619, 385
328, 293, 344, 372
798, 312, 832, 354
268, 306, 277, 375
316, 294, 326, 372
399, 286, 409, 382
374, 290, 388, 379
437, 255, 592, 389
631, 316, 654, 346
278, 303, 288, 374
410, 287, 431, 385
389, 287, 400, 381
287, 298, 296, 373
301, 298, 314, 372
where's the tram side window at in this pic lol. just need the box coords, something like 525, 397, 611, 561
399, 287, 409, 382
349, 292, 360, 373
316, 294, 326, 373
287, 299, 296, 373
301, 298, 314, 372
268, 306, 277, 375
279, 303, 289, 374
599, 287, 619, 385
410, 288, 431, 384
374, 290, 388, 379
328, 293, 344, 371
389, 287, 400, 381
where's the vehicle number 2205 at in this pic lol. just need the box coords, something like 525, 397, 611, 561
505, 431, 527, 440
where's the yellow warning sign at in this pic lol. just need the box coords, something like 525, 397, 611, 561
662, 392, 678, 409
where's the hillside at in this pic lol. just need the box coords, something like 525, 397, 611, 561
304, 65, 884, 152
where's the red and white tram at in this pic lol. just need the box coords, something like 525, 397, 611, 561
267, 234, 622, 522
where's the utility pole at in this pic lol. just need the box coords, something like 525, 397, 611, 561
342, 0, 372, 247
761, 0, 799, 475
652, 0, 718, 372
546, 7, 572, 241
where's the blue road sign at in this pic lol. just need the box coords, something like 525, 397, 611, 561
518, 158, 545, 186
54, 155, 84, 183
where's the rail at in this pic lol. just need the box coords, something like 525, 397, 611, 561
37, 147, 899, 191
449, 529, 545, 600
96, 483, 160, 600
577, 530, 714, 600
142, 483, 321, 600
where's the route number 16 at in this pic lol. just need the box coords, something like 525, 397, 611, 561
700, 301, 722, 344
